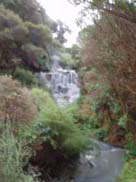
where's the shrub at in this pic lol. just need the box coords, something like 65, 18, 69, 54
0, 76, 37, 125
125, 133, 136, 158
0, 123, 36, 182
13, 68, 38, 86
30, 88, 89, 156
95, 128, 108, 141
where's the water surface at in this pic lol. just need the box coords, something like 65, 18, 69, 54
74, 141, 124, 182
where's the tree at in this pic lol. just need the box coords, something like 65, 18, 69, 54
0, 0, 53, 25
70, 0, 136, 24
54, 20, 71, 44
66, 44, 81, 61
73, 0, 136, 144
0, 5, 53, 73
81, 1, 136, 116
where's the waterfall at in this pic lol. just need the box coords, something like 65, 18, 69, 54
38, 65, 80, 106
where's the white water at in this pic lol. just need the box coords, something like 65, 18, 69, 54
38, 63, 80, 106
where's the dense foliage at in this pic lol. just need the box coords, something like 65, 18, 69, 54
0, 0, 88, 181
0, 3, 53, 74
71, 0, 136, 146
70, 0, 136, 179
0, 123, 35, 182
0, 0, 86, 180
0, 0, 136, 181
30, 88, 89, 155
22, 88, 89, 178
0, 76, 37, 124
0, 76, 89, 180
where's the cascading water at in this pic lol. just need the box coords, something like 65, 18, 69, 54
38, 62, 80, 106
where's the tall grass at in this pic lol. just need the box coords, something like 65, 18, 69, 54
0, 123, 36, 182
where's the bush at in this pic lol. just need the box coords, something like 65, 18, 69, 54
0, 76, 37, 125
0, 123, 36, 182
66, 100, 109, 141
13, 68, 38, 86
95, 128, 108, 141
125, 133, 136, 158
29, 88, 89, 156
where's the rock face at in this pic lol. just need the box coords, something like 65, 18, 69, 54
38, 61, 80, 106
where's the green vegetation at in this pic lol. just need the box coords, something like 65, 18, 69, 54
0, 76, 89, 180
0, 0, 135, 181
0, 0, 87, 180
71, 0, 136, 179
13, 68, 38, 86
30, 88, 89, 155
0, 4, 52, 74
60, 44, 81, 69
0, 123, 35, 182
118, 160, 136, 182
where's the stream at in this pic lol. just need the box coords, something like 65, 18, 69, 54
38, 63, 125, 182
73, 141, 124, 182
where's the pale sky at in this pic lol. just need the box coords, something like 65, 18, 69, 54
37, 0, 81, 47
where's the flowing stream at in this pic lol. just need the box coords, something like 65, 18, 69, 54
38, 63, 124, 182
73, 141, 124, 182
